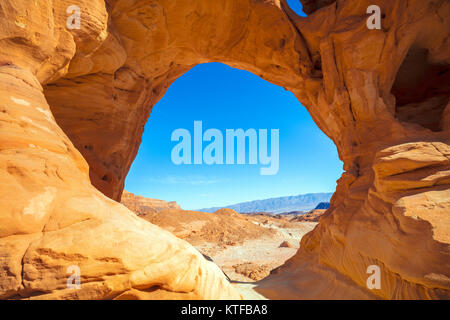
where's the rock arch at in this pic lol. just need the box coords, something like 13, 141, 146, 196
0, 0, 448, 299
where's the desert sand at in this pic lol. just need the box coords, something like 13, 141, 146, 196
122, 193, 319, 283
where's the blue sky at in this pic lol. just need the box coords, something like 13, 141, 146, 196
286, 0, 307, 17
124, 1, 342, 210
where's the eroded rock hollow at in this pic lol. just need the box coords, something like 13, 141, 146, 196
0, 0, 448, 299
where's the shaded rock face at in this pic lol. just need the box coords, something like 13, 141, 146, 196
314, 202, 329, 210
300, 0, 336, 14
0, 0, 448, 300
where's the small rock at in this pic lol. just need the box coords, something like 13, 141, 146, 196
279, 240, 294, 248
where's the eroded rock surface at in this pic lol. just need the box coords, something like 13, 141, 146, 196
0, 0, 449, 299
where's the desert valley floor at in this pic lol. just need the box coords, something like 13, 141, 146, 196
121, 191, 323, 299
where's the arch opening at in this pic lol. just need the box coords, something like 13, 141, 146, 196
123, 62, 343, 282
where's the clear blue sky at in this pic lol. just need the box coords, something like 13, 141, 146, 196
286, 0, 307, 17
124, 1, 342, 210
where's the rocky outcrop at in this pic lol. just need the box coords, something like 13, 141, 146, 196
279, 241, 295, 248
0, 0, 449, 300
0, 65, 241, 299
125, 206, 276, 246
121, 190, 181, 215
233, 263, 271, 281
290, 209, 326, 222
256, 0, 450, 300
0, 0, 242, 300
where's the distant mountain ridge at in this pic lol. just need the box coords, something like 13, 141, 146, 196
197, 192, 333, 214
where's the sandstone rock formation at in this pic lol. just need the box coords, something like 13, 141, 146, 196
290, 209, 327, 222
0, 0, 449, 300
121, 190, 181, 215
0, 0, 242, 300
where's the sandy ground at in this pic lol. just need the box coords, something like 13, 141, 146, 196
193, 220, 317, 300
194, 221, 317, 283
121, 197, 320, 299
